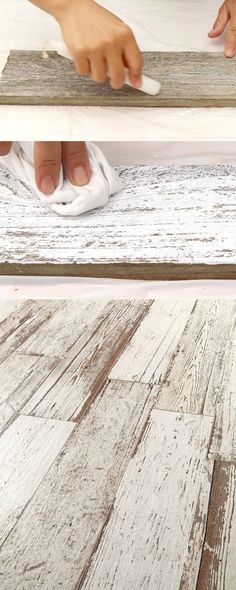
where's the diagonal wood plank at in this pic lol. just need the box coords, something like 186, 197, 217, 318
22, 300, 152, 421
81, 410, 214, 590
197, 461, 236, 590
0, 300, 25, 324
1, 51, 236, 107
109, 299, 195, 384
0, 380, 156, 589
179, 460, 214, 590
0, 414, 75, 548
204, 319, 236, 460
154, 300, 236, 415
0, 299, 62, 364
21, 299, 107, 357
0, 353, 59, 433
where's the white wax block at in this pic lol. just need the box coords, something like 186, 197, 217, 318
124, 69, 161, 95
44, 39, 161, 96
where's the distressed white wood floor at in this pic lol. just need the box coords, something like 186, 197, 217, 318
0, 298, 236, 589
1, 163, 236, 279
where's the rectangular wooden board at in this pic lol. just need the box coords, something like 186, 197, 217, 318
0, 51, 236, 107
1, 163, 236, 279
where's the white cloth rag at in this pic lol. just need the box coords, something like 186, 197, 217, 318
0, 142, 123, 216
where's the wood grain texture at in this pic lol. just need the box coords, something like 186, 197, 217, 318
0, 380, 156, 589
154, 300, 236, 415
1, 51, 236, 107
22, 300, 151, 421
1, 163, 236, 279
0, 299, 62, 365
179, 459, 214, 590
109, 299, 195, 384
0, 352, 59, 433
20, 299, 107, 357
0, 414, 75, 548
204, 318, 236, 461
82, 410, 214, 590
197, 462, 236, 590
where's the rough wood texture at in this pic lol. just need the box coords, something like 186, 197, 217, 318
1, 298, 236, 589
110, 299, 195, 384
1, 163, 236, 279
22, 300, 151, 421
197, 462, 236, 590
1, 51, 236, 107
0, 414, 74, 547
154, 300, 236, 413
0, 380, 156, 589
82, 410, 213, 590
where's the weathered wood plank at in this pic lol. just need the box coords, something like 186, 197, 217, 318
197, 461, 236, 590
0, 299, 62, 364
109, 299, 194, 384
1, 163, 236, 279
21, 299, 107, 357
154, 300, 236, 414
82, 410, 214, 590
179, 460, 214, 590
0, 300, 24, 323
22, 300, 152, 421
0, 380, 156, 589
1, 51, 236, 107
204, 317, 236, 461
0, 353, 59, 433
0, 414, 75, 548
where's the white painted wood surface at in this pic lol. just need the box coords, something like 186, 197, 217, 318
179, 459, 214, 590
0, 298, 236, 589
110, 299, 194, 384
21, 299, 107, 357
204, 321, 236, 461
1, 164, 236, 265
82, 410, 213, 590
0, 353, 59, 433
155, 300, 236, 414
0, 380, 155, 589
0, 414, 74, 547
0, 299, 62, 363
23, 300, 151, 420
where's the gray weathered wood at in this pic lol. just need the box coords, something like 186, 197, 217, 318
1, 163, 236, 279
1, 51, 236, 107
0, 414, 75, 548
82, 410, 214, 590
0, 380, 156, 589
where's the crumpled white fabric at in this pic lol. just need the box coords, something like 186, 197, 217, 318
0, 142, 123, 216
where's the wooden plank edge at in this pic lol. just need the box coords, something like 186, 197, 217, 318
0, 262, 236, 280
1, 97, 236, 107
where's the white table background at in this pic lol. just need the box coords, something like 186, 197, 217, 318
1, 0, 235, 140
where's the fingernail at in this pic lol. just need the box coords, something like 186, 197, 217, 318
225, 48, 235, 57
40, 175, 55, 195
132, 75, 142, 89
73, 166, 89, 186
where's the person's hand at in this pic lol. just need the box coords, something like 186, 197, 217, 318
209, 0, 236, 57
30, 0, 143, 89
0, 141, 90, 194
